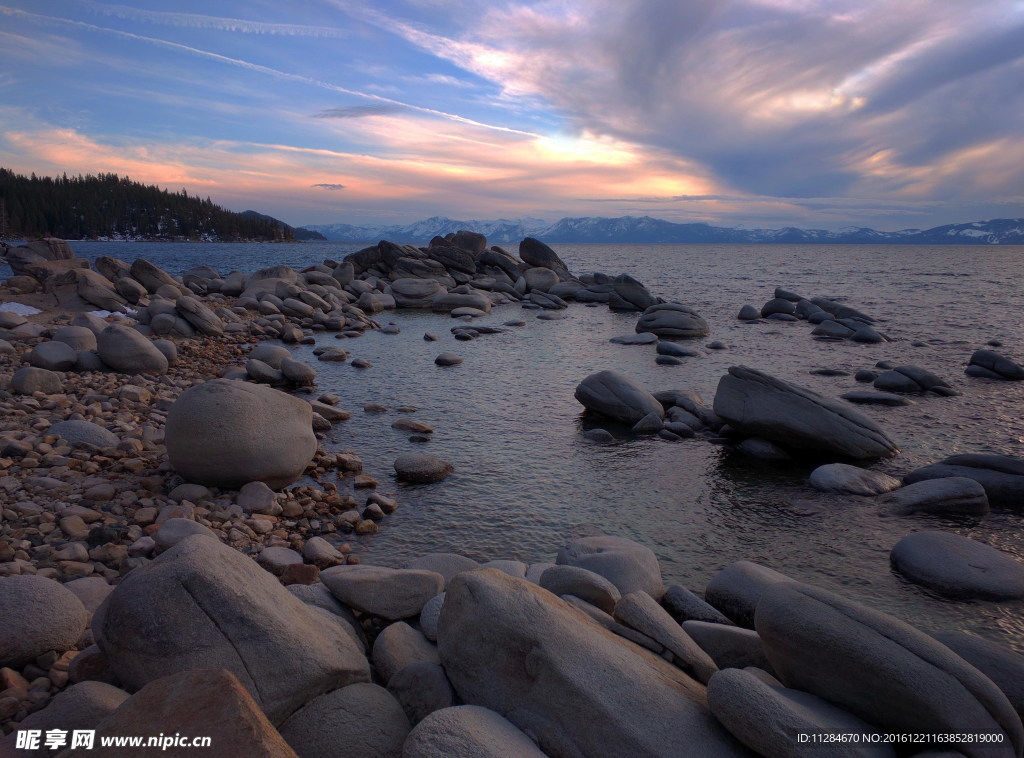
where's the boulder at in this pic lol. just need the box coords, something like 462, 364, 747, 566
431, 291, 492, 313
890, 531, 1024, 600
523, 267, 560, 292
932, 631, 1024, 724
713, 366, 899, 460
807, 463, 902, 496
175, 295, 224, 336
662, 585, 734, 625
574, 370, 664, 425
372, 621, 440, 684
165, 379, 317, 489
48, 419, 119, 449
153, 518, 218, 554
10, 366, 63, 394
5, 237, 74, 276
394, 452, 454, 483
95, 255, 132, 282
429, 241, 478, 274
874, 365, 954, 394
704, 561, 796, 628
681, 621, 771, 671
130, 258, 179, 292
0, 575, 89, 668
519, 237, 568, 273
387, 662, 457, 726
966, 350, 1024, 380
391, 277, 447, 307
903, 454, 1024, 506
756, 582, 1023, 756
248, 343, 290, 368
707, 668, 894, 758
28, 340, 77, 371
737, 305, 760, 320
635, 303, 709, 339
278, 683, 409, 758
539, 565, 622, 614
405, 554, 481, 586
52, 325, 97, 351
403, 705, 547, 758
760, 298, 797, 317
879, 477, 989, 516
96, 324, 168, 374
437, 569, 747, 757
320, 564, 445, 620
435, 352, 463, 366
97, 535, 369, 724
280, 357, 316, 386
608, 274, 657, 311
60, 669, 299, 758
555, 535, 664, 600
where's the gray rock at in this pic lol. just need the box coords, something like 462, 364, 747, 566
373, 621, 440, 684
0, 681, 129, 757
435, 352, 463, 366
874, 365, 953, 394
394, 452, 454, 483
165, 379, 317, 489
437, 569, 746, 757
48, 419, 118, 449
812, 320, 855, 338
879, 477, 989, 516
736, 437, 791, 461
391, 278, 448, 308
152, 518, 218, 554
632, 412, 664, 434
52, 325, 98, 351
580, 428, 615, 442
707, 668, 894, 758
63, 576, 114, 614
539, 565, 621, 614
11, 366, 63, 394
556, 535, 663, 599
247, 343, 290, 368
405, 554, 481, 587
175, 295, 223, 336
662, 585, 733, 625
286, 583, 365, 650
256, 546, 303, 576
432, 291, 492, 313
635, 303, 709, 339
609, 274, 658, 312
279, 682, 410, 758
575, 370, 664, 425
682, 621, 771, 671
756, 581, 1024, 756
96, 324, 168, 374
966, 350, 1024, 380
704, 561, 796, 628
28, 340, 78, 370
760, 298, 796, 317
321, 564, 445, 620
932, 631, 1024, 723
479, 560, 528, 579
841, 390, 914, 406
97, 535, 369, 724
280, 356, 316, 386
807, 463, 902, 496
904, 454, 1024, 506
610, 332, 658, 345
419, 593, 445, 642
403, 705, 548, 758
519, 237, 569, 272
0, 575, 89, 668
130, 258, 178, 292
737, 304, 760, 320
246, 358, 283, 384
613, 591, 719, 683
523, 266, 560, 292
890, 531, 1024, 600
713, 366, 899, 460
387, 661, 456, 726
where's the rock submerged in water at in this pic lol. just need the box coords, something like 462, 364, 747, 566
574, 370, 664, 425
635, 303, 709, 339
165, 378, 318, 489
394, 452, 454, 483
807, 463, 902, 496
890, 531, 1024, 600
713, 366, 899, 460
966, 349, 1024, 380
878, 477, 989, 516
903, 453, 1024, 506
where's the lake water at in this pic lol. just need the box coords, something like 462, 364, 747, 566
9, 240, 1024, 650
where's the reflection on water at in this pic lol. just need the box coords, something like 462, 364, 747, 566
43, 240, 1024, 651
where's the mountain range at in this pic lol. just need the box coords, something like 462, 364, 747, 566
301, 215, 1024, 245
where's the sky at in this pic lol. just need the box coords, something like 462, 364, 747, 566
1, 0, 1023, 230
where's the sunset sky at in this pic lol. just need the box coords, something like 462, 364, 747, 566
1, 0, 1022, 230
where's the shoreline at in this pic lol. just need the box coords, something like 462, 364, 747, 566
1, 236, 1022, 756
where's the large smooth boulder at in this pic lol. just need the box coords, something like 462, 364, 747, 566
52, 325, 97, 351
321, 565, 445, 620
873, 365, 953, 394
278, 682, 409, 758
523, 267, 560, 293
932, 631, 1024, 724
403, 705, 547, 758
966, 350, 1024, 380
878, 477, 989, 516
437, 569, 747, 757
574, 370, 664, 425
904, 454, 1024, 506
391, 278, 447, 308
556, 535, 664, 599
175, 295, 224, 336
5, 237, 74, 276
28, 340, 77, 371
165, 379, 317, 489
635, 303, 709, 339
48, 419, 119, 449
96, 324, 168, 374
756, 582, 1024, 757
713, 366, 898, 460
807, 463, 902, 496
431, 291, 492, 313
608, 274, 658, 311
60, 669, 299, 758
130, 258, 179, 292
0, 575, 89, 668
97, 535, 369, 724
707, 668, 894, 758
394, 452, 454, 483
519, 237, 568, 273
704, 561, 796, 628
890, 531, 1024, 600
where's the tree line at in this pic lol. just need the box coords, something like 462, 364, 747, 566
0, 168, 293, 242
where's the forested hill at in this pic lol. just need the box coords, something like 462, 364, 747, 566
0, 168, 293, 242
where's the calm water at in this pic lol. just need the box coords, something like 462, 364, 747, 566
10, 240, 1024, 650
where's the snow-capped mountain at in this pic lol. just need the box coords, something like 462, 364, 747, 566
300, 216, 1024, 245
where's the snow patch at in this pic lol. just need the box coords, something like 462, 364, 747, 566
0, 302, 42, 315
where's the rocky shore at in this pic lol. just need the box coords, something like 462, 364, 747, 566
0, 234, 1023, 757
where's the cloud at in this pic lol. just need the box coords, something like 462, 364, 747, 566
313, 105, 405, 119
311, 183, 347, 190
